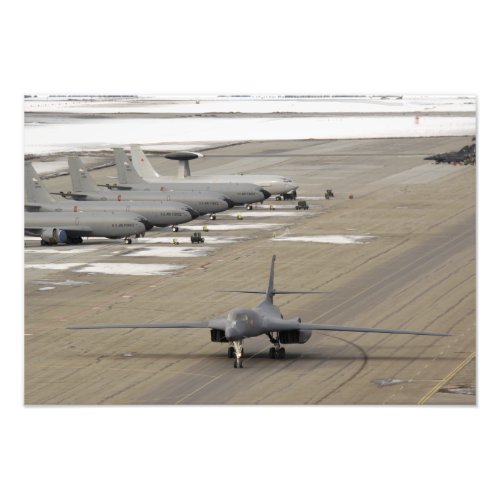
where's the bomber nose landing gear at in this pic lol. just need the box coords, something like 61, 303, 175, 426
228, 340, 244, 368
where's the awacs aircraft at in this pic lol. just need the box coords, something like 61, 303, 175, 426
68, 255, 448, 368
25, 163, 196, 231
110, 148, 269, 207
25, 211, 146, 245
131, 144, 299, 196
60, 155, 230, 219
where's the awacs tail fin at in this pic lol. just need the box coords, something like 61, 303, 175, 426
114, 148, 145, 184
25, 162, 54, 204
68, 157, 100, 193
217, 255, 329, 304
130, 145, 160, 179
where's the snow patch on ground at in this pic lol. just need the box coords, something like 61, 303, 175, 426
126, 246, 216, 258
138, 236, 249, 244
26, 263, 86, 271
272, 235, 374, 244
227, 211, 309, 218
74, 263, 184, 276
24, 246, 96, 254
180, 223, 286, 231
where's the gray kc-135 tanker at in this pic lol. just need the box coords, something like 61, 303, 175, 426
25, 211, 146, 245
60, 155, 230, 219
130, 144, 299, 196
68, 256, 448, 368
25, 163, 196, 230
107, 148, 269, 207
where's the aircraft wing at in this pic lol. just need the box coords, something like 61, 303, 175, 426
67, 321, 211, 330
24, 226, 94, 238
98, 184, 133, 190
299, 323, 448, 337
50, 192, 89, 200
25, 203, 41, 211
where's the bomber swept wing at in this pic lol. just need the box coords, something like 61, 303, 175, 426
67, 255, 448, 368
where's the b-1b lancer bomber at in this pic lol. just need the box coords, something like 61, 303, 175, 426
68, 256, 449, 368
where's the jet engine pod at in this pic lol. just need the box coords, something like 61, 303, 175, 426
164, 152, 203, 161
210, 329, 228, 343
278, 329, 312, 344
41, 228, 68, 245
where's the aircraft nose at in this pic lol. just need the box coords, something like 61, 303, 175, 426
225, 321, 246, 340
137, 217, 153, 231
184, 207, 199, 220
223, 197, 235, 208
135, 220, 147, 233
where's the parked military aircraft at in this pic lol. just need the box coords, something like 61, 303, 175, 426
68, 255, 448, 367
58, 155, 231, 219
25, 163, 196, 230
131, 144, 299, 196
25, 211, 146, 245
111, 149, 270, 207
424, 142, 476, 165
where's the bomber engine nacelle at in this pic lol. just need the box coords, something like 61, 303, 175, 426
278, 329, 312, 344
210, 329, 228, 343
41, 228, 68, 245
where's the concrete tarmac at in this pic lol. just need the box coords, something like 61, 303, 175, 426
24, 137, 476, 404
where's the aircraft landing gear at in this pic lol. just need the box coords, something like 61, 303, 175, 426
172, 226, 179, 232
209, 214, 216, 220
229, 340, 244, 368
267, 333, 286, 359
124, 238, 133, 245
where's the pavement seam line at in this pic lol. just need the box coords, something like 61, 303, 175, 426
417, 351, 475, 405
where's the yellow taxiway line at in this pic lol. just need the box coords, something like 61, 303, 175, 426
417, 351, 476, 405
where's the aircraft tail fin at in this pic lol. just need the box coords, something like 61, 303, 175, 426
25, 162, 54, 204
266, 254, 277, 300
114, 148, 144, 184
218, 255, 329, 303
68, 156, 100, 193
130, 145, 160, 179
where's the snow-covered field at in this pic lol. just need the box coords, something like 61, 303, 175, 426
24, 95, 476, 160
24, 95, 475, 115
25, 114, 475, 157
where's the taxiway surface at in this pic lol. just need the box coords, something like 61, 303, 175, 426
25, 137, 476, 404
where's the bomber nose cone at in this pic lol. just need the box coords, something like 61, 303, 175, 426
225, 321, 246, 340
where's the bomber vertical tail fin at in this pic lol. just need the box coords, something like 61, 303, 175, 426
266, 254, 277, 301
68, 156, 100, 192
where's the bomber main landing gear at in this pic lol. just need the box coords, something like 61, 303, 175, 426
228, 340, 244, 368
267, 332, 286, 359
